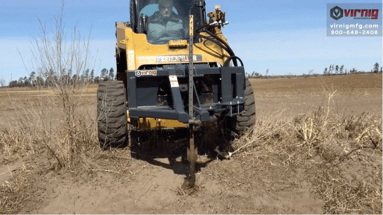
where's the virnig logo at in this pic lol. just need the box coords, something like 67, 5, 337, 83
330, 6, 343, 20
330, 6, 379, 20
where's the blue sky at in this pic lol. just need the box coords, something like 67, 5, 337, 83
0, 0, 382, 84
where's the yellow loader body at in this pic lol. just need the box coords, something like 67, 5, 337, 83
116, 22, 231, 130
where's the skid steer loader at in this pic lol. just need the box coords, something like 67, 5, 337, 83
97, 0, 255, 187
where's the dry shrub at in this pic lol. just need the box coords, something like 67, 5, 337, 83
5, 1, 97, 168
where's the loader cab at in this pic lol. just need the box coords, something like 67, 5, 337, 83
130, 0, 206, 44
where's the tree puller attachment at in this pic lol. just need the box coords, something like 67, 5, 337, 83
97, 0, 256, 188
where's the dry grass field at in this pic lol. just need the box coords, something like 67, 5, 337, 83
0, 73, 381, 214
253, 73, 382, 116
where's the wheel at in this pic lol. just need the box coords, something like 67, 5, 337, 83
230, 79, 256, 134
97, 80, 127, 149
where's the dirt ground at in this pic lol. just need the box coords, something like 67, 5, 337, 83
0, 73, 381, 214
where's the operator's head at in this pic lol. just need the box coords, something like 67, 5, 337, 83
159, 0, 174, 18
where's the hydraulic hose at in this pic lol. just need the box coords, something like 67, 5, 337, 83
203, 30, 239, 67
198, 35, 230, 54
223, 56, 244, 67
205, 30, 235, 56
197, 25, 244, 67
196, 25, 231, 53
198, 34, 240, 67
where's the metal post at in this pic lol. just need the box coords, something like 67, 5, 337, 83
186, 125, 197, 187
188, 15, 194, 120
185, 15, 198, 188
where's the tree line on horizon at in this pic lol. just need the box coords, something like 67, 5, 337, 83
2, 63, 382, 87
6, 68, 116, 88
248, 62, 382, 79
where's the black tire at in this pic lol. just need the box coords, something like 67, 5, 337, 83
97, 81, 127, 149
231, 79, 256, 134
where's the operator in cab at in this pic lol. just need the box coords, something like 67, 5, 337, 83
147, 0, 186, 44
